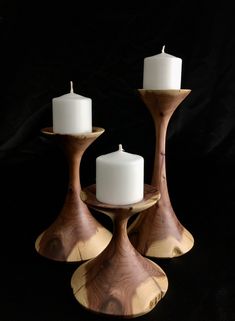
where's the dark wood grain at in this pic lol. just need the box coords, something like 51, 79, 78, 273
128, 90, 194, 258
35, 127, 112, 262
81, 184, 161, 217
71, 184, 168, 317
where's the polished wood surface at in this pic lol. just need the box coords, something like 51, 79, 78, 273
71, 184, 168, 317
35, 127, 112, 261
128, 90, 194, 258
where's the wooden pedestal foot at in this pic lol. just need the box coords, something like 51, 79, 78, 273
71, 184, 168, 317
128, 203, 194, 258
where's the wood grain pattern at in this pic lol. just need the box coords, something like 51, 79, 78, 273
81, 184, 161, 217
35, 127, 112, 262
71, 184, 168, 317
128, 90, 194, 258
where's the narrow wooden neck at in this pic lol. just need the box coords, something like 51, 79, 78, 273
113, 216, 128, 238
111, 215, 132, 252
152, 114, 171, 189
60, 135, 97, 193
137, 89, 191, 192
68, 155, 82, 192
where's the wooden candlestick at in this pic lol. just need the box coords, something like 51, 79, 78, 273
71, 184, 168, 318
35, 127, 112, 262
128, 90, 194, 258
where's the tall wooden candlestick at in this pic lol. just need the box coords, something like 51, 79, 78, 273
128, 90, 194, 258
71, 184, 168, 318
35, 127, 112, 262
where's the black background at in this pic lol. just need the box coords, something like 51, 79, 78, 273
0, 2, 235, 321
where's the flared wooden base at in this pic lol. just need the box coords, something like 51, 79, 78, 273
71, 184, 168, 317
35, 216, 112, 262
71, 253, 168, 317
128, 203, 194, 258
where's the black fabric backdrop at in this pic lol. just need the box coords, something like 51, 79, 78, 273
0, 2, 235, 321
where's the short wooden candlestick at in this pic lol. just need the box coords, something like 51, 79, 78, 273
71, 184, 168, 318
128, 90, 194, 258
35, 127, 112, 262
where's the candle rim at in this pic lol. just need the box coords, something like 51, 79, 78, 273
144, 53, 182, 60
97, 151, 144, 163
52, 93, 91, 101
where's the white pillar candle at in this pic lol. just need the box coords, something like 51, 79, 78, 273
96, 144, 144, 205
143, 45, 182, 90
52, 81, 92, 134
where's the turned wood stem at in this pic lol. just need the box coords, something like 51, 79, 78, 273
57, 135, 94, 221
112, 216, 128, 245
71, 185, 168, 317
35, 127, 112, 262
61, 135, 89, 193
68, 157, 82, 192
145, 92, 185, 211
152, 115, 171, 206
128, 90, 194, 258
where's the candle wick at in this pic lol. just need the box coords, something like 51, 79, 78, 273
162, 45, 165, 53
118, 144, 124, 151
70, 81, 74, 93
